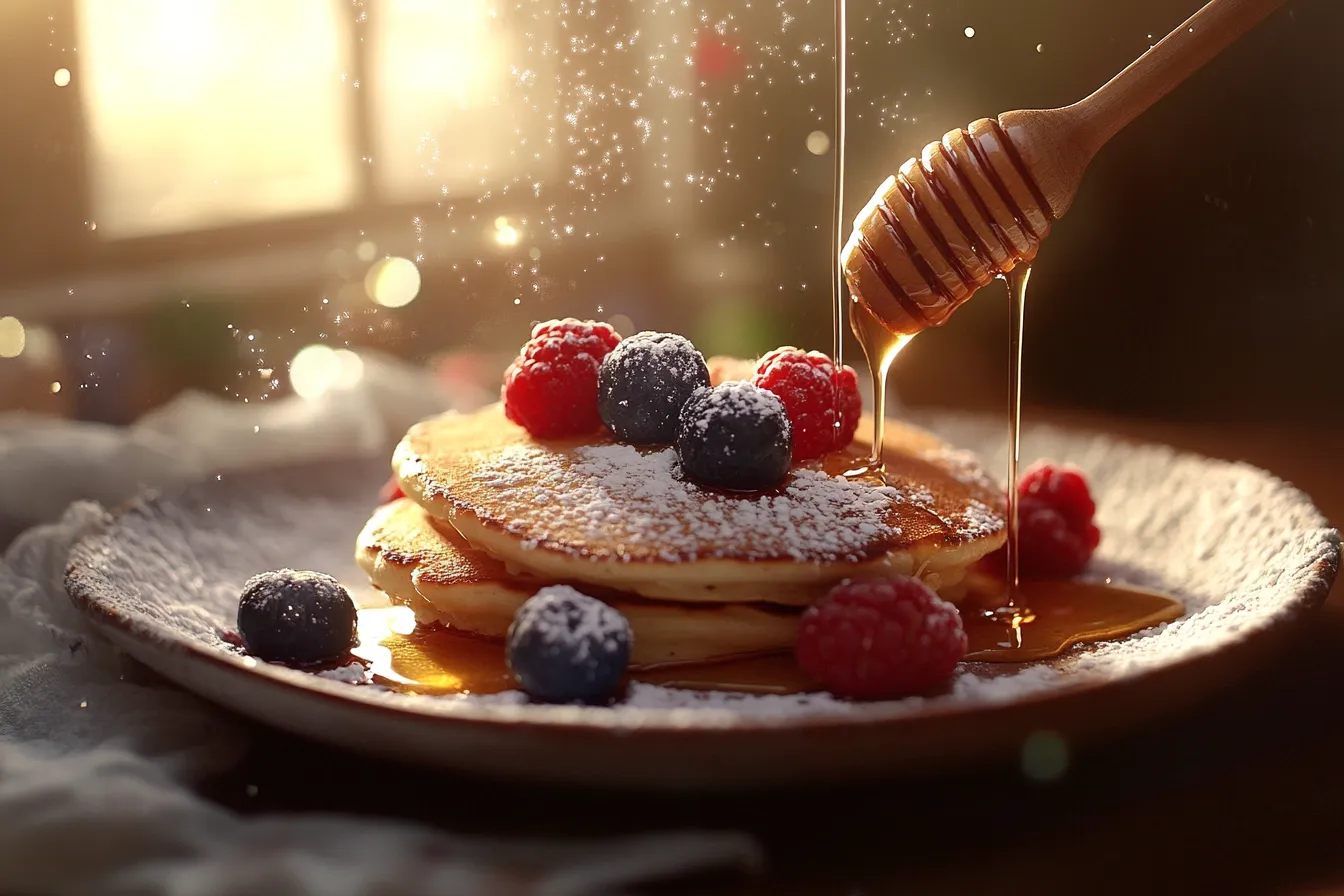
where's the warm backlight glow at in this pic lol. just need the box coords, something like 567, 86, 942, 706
0, 318, 26, 359
289, 345, 364, 400
372, 0, 522, 200
76, 0, 356, 237
364, 257, 422, 308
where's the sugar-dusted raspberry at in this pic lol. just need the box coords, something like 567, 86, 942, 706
751, 347, 861, 461
981, 461, 1102, 578
502, 319, 622, 438
794, 576, 966, 699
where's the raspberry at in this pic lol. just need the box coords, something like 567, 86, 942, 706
751, 347, 861, 461
377, 476, 404, 505
1019, 461, 1095, 528
502, 319, 621, 438
981, 462, 1101, 578
795, 577, 966, 700
1013, 497, 1102, 578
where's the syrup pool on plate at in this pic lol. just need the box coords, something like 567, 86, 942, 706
352, 605, 816, 696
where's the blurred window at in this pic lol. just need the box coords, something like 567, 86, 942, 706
76, 0, 357, 238
372, 0, 530, 202
74, 0, 543, 238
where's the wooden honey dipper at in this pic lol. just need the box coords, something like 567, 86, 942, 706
842, 0, 1288, 334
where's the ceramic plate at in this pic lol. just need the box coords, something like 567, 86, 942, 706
65, 415, 1339, 789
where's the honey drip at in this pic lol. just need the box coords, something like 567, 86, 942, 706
846, 293, 915, 478
1004, 264, 1030, 596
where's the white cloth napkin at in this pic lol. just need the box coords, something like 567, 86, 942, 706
0, 354, 760, 895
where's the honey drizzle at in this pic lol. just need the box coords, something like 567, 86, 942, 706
334, 0, 1188, 706
827, 0, 1182, 664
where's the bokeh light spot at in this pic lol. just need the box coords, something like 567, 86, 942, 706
22, 326, 58, 365
608, 313, 634, 336
355, 240, 378, 262
364, 256, 422, 308
964, 26, 976, 38
54, 68, 71, 87
289, 344, 339, 399
806, 130, 831, 155
1021, 730, 1069, 782
494, 219, 521, 246
332, 349, 365, 389
0, 317, 26, 358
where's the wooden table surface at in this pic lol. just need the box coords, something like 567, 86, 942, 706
197, 412, 1344, 895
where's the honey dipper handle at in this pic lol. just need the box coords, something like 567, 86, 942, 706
1073, 0, 1288, 151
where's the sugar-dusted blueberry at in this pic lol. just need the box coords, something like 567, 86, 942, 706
675, 382, 792, 491
597, 331, 711, 444
237, 569, 358, 665
506, 585, 632, 704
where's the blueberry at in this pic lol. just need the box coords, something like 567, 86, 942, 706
237, 569, 357, 665
598, 331, 711, 444
506, 586, 632, 704
676, 382, 793, 491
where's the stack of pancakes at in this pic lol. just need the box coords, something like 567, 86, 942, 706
356, 361, 1006, 667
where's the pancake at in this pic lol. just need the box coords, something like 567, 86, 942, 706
392, 403, 1005, 599
356, 498, 802, 666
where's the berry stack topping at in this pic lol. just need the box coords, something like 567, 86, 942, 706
1015, 462, 1102, 577
502, 319, 622, 438
237, 569, 358, 666
506, 585, 633, 704
675, 382, 793, 491
795, 576, 967, 700
752, 348, 862, 461
598, 332, 711, 444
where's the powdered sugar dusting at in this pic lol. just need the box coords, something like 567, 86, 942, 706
683, 381, 786, 431
472, 441, 908, 563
